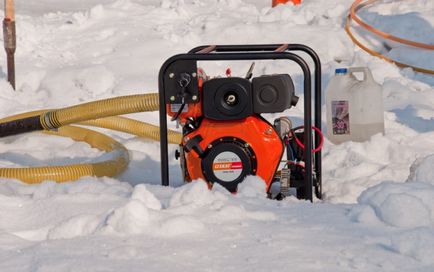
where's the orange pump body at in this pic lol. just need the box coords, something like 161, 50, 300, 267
182, 116, 284, 191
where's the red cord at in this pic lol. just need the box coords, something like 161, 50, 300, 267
291, 126, 324, 153
287, 161, 305, 168
225, 68, 232, 77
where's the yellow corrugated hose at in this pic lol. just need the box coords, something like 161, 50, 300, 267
39, 93, 160, 129
0, 94, 182, 184
81, 116, 182, 144
0, 125, 130, 184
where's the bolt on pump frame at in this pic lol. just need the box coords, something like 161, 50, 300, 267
158, 44, 322, 201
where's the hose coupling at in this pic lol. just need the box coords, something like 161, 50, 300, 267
40, 111, 59, 131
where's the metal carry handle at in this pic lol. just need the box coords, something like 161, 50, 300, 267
158, 44, 322, 201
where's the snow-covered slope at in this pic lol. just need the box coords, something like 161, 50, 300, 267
0, 0, 433, 271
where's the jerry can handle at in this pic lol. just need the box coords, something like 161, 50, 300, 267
348, 67, 374, 82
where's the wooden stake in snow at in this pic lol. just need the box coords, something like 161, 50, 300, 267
3, 0, 16, 90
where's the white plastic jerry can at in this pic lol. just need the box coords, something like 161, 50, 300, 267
326, 67, 385, 144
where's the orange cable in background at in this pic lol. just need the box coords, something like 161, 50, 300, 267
350, 0, 434, 50
346, 0, 434, 75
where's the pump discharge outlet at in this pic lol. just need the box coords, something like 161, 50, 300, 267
326, 67, 384, 144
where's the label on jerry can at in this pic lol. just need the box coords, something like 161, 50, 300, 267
332, 100, 350, 135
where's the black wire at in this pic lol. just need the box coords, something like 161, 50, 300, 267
170, 103, 186, 121
171, 73, 191, 122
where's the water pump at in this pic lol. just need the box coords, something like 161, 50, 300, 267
158, 44, 323, 201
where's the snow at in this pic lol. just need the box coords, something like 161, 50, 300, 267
1, 0, 434, 271
358, 182, 434, 228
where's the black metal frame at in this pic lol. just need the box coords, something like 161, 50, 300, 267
158, 44, 322, 201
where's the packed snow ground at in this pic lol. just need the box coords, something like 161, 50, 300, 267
0, 0, 434, 271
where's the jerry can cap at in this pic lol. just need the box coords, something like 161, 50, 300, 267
335, 68, 348, 75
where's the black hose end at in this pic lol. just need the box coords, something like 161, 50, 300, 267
0, 116, 44, 138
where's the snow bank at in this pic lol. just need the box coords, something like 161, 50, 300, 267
236, 176, 268, 198
390, 228, 434, 265
168, 180, 228, 209
356, 154, 434, 228
47, 214, 103, 240
354, 156, 434, 264
40, 65, 116, 102
19, 180, 276, 240
357, 181, 434, 228
104, 199, 153, 235
158, 215, 204, 236
167, 179, 276, 224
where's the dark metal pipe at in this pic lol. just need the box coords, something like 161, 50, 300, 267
6, 53, 15, 89
3, 18, 16, 90
158, 69, 170, 186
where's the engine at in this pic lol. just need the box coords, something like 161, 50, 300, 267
167, 68, 299, 193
